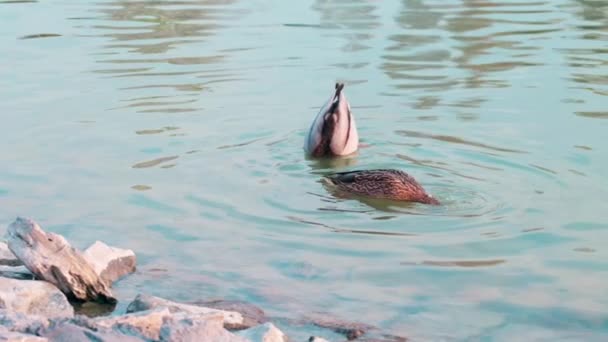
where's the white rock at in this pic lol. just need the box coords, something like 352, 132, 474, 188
94, 308, 171, 341
126, 294, 246, 329
237, 323, 287, 342
82, 241, 136, 285
0, 278, 73, 319
159, 311, 247, 342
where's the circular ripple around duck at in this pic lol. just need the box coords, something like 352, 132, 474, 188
324, 183, 506, 220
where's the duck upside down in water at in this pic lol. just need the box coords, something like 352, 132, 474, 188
306, 83, 438, 205
323, 169, 440, 205
304, 83, 359, 157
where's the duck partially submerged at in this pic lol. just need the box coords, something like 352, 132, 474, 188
304, 83, 359, 157
323, 169, 440, 205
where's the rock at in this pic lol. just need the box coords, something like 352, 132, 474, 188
82, 241, 136, 285
192, 299, 268, 328
0, 325, 47, 342
126, 294, 247, 330
40, 322, 145, 342
0, 242, 21, 267
0, 265, 33, 280
237, 322, 287, 342
308, 337, 330, 342
306, 315, 376, 340
93, 308, 171, 341
0, 278, 73, 319
159, 311, 247, 342
0, 309, 49, 336
6, 217, 115, 303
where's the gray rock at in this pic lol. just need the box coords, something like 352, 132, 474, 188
82, 241, 136, 285
0, 325, 47, 342
40, 322, 145, 342
305, 315, 376, 340
159, 312, 247, 342
6, 217, 115, 304
126, 294, 246, 330
0, 278, 73, 319
308, 337, 330, 342
0, 265, 33, 280
237, 322, 287, 342
0, 309, 49, 335
192, 299, 268, 329
0, 242, 21, 267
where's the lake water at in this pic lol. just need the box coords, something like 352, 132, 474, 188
1, 0, 607, 340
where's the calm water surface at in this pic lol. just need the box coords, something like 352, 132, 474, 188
1, 0, 608, 340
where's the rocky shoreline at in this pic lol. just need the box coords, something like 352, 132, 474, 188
0, 217, 404, 342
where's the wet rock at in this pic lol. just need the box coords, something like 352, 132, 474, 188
237, 322, 287, 342
40, 322, 145, 342
126, 294, 246, 330
0, 325, 47, 342
82, 241, 136, 286
6, 217, 115, 303
159, 311, 247, 342
0, 278, 73, 319
0, 309, 49, 335
0, 242, 21, 266
192, 299, 268, 328
306, 315, 376, 340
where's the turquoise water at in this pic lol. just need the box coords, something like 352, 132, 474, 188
1, 0, 607, 340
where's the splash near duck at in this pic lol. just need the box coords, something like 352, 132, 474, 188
304, 83, 359, 157
323, 169, 440, 205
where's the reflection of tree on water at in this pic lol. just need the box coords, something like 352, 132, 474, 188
380, 0, 454, 99
311, 0, 379, 69
91, 0, 243, 113
381, 0, 557, 114
562, 0, 608, 118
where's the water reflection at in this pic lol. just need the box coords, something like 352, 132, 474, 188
90, 0, 245, 113
311, 0, 379, 69
563, 0, 608, 118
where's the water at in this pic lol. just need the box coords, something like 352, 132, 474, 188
1, 0, 607, 340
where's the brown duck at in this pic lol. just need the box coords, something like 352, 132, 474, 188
323, 169, 440, 205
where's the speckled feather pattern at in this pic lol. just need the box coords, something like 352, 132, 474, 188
325, 169, 439, 205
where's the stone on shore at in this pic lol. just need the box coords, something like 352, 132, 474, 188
0, 309, 49, 335
192, 299, 268, 328
93, 308, 171, 341
0, 278, 73, 319
40, 321, 145, 342
0, 325, 48, 342
6, 217, 115, 303
308, 337, 330, 342
0, 265, 33, 280
0, 242, 21, 267
126, 294, 247, 330
82, 241, 136, 285
159, 311, 247, 342
307, 315, 376, 340
237, 322, 287, 342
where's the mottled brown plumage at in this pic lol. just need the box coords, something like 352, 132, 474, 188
324, 169, 440, 205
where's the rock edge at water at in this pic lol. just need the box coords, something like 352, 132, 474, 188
0, 217, 403, 341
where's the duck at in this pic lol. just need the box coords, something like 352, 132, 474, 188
306, 83, 439, 205
323, 169, 440, 205
304, 83, 359, 157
